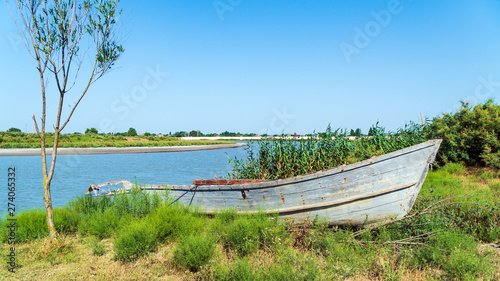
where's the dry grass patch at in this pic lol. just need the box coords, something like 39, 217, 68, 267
0, 235, 184, 281
124, 137, 149, 142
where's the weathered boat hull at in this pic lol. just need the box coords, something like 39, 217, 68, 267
87, 139, 441, 226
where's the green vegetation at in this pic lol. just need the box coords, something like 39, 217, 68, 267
0, 131, 232, 149
3, 100, 500, 279
228, 99, 500, 180
430, 99, 500, 168
7, 127, 21, 133
229, 122, 427, 179
349, 128, 362, 137
84, 127, 98, 135
1, 166, 499, 279
88, 236, 106, 256
172, 130, 257, 137
173, 233, 216, 272
114, 220, 158, 262
127, 127, 138, 136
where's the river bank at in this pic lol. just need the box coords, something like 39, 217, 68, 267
0, 143, 247, 156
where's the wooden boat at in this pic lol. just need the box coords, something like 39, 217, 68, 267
86, 139, 442, 226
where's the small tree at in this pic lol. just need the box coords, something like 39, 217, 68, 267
173, 131, 188, 137
85, 127, 98, 134
7, 127, 22, 133
353, 128, 362, 137
189, 130, 201, 137
127, 127, 137, 136
10, 0, 124, 242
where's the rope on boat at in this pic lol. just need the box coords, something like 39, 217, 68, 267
169, 185, 199, 206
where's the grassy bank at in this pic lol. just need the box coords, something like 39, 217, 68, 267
0, 132, 233, 149
1, 164, 499, 280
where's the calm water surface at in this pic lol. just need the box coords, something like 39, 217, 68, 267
0, 144, 250, 217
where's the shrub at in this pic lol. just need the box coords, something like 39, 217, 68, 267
77, 208, 125, 239
0, 207, 80, 243
173, 232, 216, 272
85, 127, 98, 134
148, 204, 204, 241
220, 216, 259, 256
446, 203, 500, 243
112, 188, 163, 218
69, 195, 112, 215
114, 220, 158, 262
127, 127, 137, 136
7, 127, 21, 133
0, 209, 48, 242
430, 99, 500, 168
53, 207, 80, 233
215, 212, 285, 257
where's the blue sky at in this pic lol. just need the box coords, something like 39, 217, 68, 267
1, 0, 500, 135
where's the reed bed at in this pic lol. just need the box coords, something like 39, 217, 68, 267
229, 122, 429, 180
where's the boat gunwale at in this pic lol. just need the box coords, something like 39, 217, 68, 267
87, 139, 441, 196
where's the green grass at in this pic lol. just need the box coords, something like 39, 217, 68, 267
88, 236, 106, 256
408, 231, 492, 279
1, 165, 499, 279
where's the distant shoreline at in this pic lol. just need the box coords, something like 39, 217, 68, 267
0, 143, 247, 157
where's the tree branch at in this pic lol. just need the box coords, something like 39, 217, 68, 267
60, 59, 98, 131
353, 194, 481, 238
32, 114, 41, 137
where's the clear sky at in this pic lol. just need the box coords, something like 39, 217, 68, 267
1, 0, 500, 135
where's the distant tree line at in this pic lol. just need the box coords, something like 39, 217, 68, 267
3, 127, 370, 138
170, 130, 257, 137
82, 127, 139, 137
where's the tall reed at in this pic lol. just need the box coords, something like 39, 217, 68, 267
229, 122, 430, 179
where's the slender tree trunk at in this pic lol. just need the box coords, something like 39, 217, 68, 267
43, 180, 57, 241
43, 91, 65, 242
36, 57, 58, 242
40, 135, 57, 241
45, 127, 61, 242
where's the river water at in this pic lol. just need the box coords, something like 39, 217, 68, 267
0, 144, 250, 217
